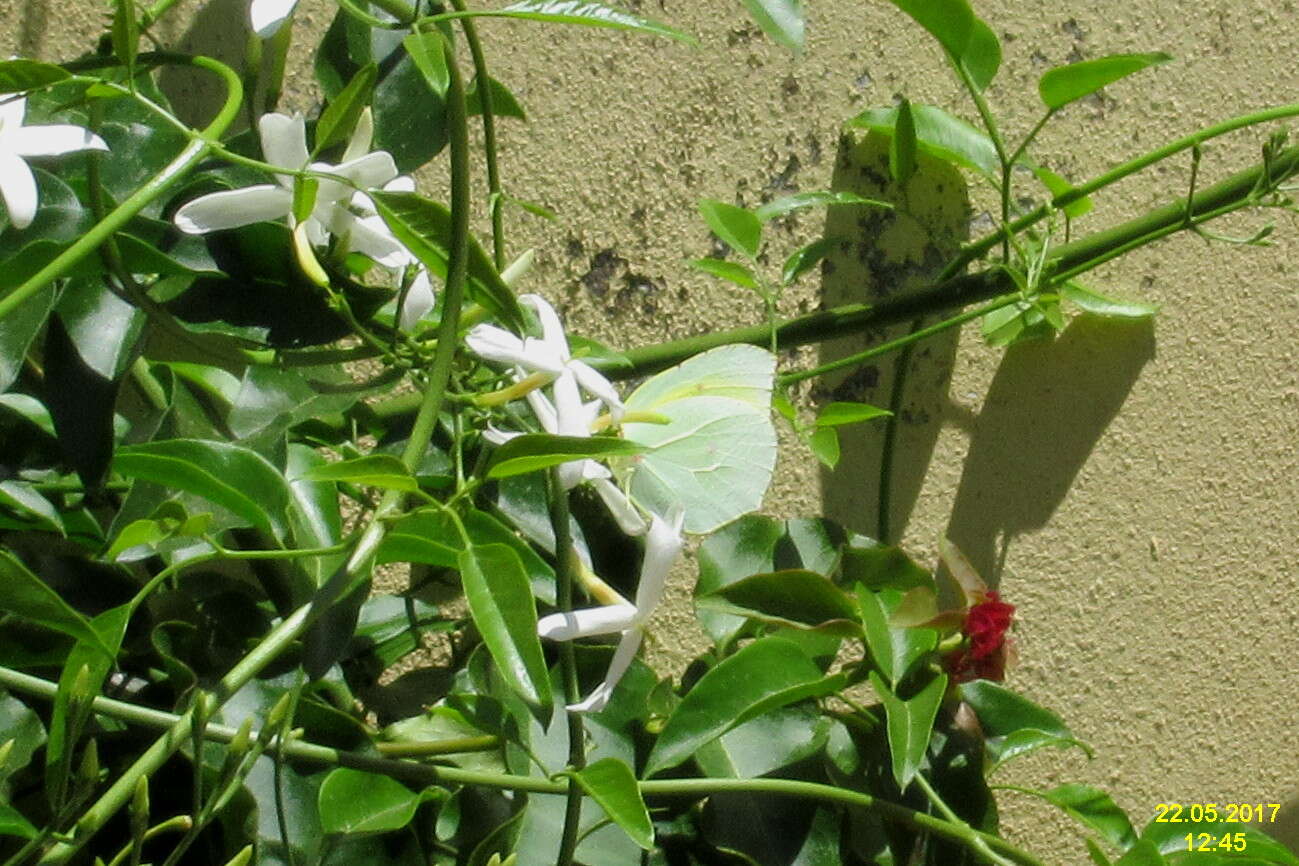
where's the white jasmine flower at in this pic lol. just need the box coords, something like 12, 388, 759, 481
0, 96, 108, 230
537, 507, 685, 713
249, 0, 299, 38
466, 293, 624, 425
173, 112, 404, 266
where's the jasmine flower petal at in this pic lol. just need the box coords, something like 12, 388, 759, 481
538, 604, 637, 640
633, 507, 685, 614
568, 627, 643, 713
466, 323, 530, 367
7, 125, 108, 158
0, 150, 38, 229
589, 477, 647, 536
250, 0, 299, 38
398, 269, 436, 330
341, 107, 375, 164
569, 359, 624, 423
257, 113, 308, 183
172, 185, 292, 234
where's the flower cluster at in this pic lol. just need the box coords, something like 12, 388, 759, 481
468, 294, 684, 712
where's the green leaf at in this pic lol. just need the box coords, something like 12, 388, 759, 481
884, 0, 1000, 90
110, 0, 139, 70
756, 191, 889, 222
301, 454, 417, 491
840, 544, 933, 593
112, 439, 294, 541
1141, 815, 1296, 865
467, 75, 527, 120
569, 758, 653, 850
1115, 840, 1166, 866
0, 59, 70, 94
495, 0, 695, 44
688, 258, 759, 291
645, 636, 840, 776
370, 190, 524, 330
1039, 52, 1173, 111
617, 344, 776, 535
737, 0, 803, 53
856, 585, 937, 685
698, 570, 860, 633
816, 401, 890, 427
781, 236, 841, 286
848, 103, 999, 179
403, 32, 449, 96
958, 680, 1092, 769
807, 427, 839, 469
0, 271, 55, 392
0, 804, 36, 839
0, 481, 63, 535
695, 704, 829, 779
459, 544, 551, 710
315, 63, 377, 154
869, 671, 946, 790
318, 768, 420, 834
1062, 281, 1157, 319
0, 551, 113, 658
486, 434, 645, 479
698, 199, 762, 259
1033, 165, 1094, 218
0, 689, 47, 779
1045, 784, 1137, 851
1086, 838, 1114, 866
890, 98, 917, 185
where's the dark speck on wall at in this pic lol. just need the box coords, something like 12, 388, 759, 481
580, 249, 627, 298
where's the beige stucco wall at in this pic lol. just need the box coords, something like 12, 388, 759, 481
7, 0, 1298, 861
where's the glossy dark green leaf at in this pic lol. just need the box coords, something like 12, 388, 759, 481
42, 312, 119, 488
0, 481, 63, 535
959, 679, 1091, 769
645, 636, 840, 776
372, 55, 448, 172
1115, 840, 1167, 866
738, 0, 803, 53
0, 551, 113, 657
815, 401, 891, 427
688, 258, 758, 290
485, 433, 645, 479
404, 32, 449, 96
1087, 838, 1114, 866
840, 544, 933, 593
1044, 784, 1137, 851
0, 59, 70, 94
1062, 281, 1157, 319
781, 236, 842, 286
699, 569, 860, 633
228, 365, 360, 441
466, 75, 527, 120
856, 585, 937, 685
494, 1, 694, 44
890, 98, 917, 185
0, 689, 46, 778
0, 271, 57, 392
316, 63, 378, 154
884, 0, 1000, 90
698, 199, 761, 259
318, 768, 420, 834
694, 704, 829, 779
370, 190, 524, 329
1033, 164, 1094, 218
45, 604, 129, 808
869, 670, 945, 789
113, 439, 294, 541
351, 595, 448, 671
379, 507, 556, 603
301, 454, 417, 491
569, 757, 653, 849
849, 103, 999, 179
459, 544, 551, 710
0, 170, 90, 250
756, 191, 890, 222
111, 0, 139, 70
286, 444, 345, 586
1039, 52, 1173, 111
0, 804, 36, 839
55, 280, 144, 381
808, 426, 840, 469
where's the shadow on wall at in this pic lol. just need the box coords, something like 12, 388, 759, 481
157, 0, 252, 130
819, 133, 1155, 589
944, 315, 1154, 583
818, 131, 968, 544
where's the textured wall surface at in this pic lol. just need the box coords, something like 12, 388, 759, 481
6, 0, 1298, 860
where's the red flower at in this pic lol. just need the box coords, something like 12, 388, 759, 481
945, 591, 1015, 683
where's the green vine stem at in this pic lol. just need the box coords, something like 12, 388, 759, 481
547, 467, 586, 866
0, 53, 243, 322
0, 666, 1046, 866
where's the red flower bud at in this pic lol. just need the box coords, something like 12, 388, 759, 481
944, 591, 1015, 683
